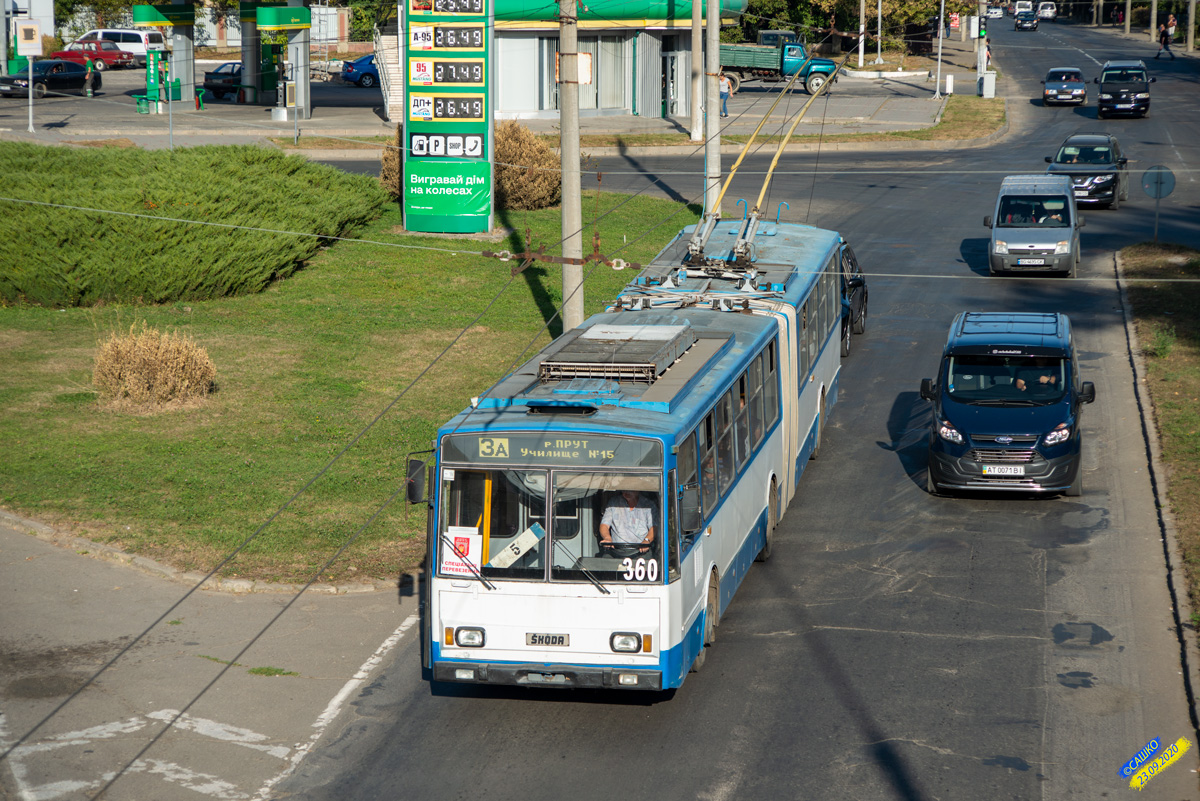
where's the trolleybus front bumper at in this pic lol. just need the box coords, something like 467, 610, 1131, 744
434, 661, 663, 691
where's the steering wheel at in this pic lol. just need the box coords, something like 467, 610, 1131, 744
600, 541, 644, 559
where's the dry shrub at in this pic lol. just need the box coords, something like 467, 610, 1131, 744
380, 123, 402, 199
93, 323, 216, 406
494, 119, 561, 211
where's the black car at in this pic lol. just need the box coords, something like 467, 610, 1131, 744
1014, 11, 1039, 29
1095, 59, 1155, 118
0, 59, 99, 98
920, 312, 1095, 496
839, 240, 868, 357
1045, 132, 1130, 209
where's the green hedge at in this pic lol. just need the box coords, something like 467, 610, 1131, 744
0, 143, 389, 307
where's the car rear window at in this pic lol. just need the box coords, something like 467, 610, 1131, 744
148, 33, 164, 44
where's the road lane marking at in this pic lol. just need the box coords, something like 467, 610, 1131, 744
146, 710, 291, 759
254, 611, 421, 800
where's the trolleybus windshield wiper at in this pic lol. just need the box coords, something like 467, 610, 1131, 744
551, 539, 610, 595
439, 533, 496, 590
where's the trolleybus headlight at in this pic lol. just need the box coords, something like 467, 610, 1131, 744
1043, 424, 1071, 446
610, 632, 642, 653
455, 627, 486, 647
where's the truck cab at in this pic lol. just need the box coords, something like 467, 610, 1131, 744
781, 44, 838, 94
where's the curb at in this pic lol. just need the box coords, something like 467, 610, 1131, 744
840, 68, 933, 79
0, 509, 413, 595
1113, 251, 1200, 732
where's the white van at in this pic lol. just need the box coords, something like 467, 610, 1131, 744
1037, 1, 1057, 19
1014, 1, 1034, 13
75, 29, 167, 68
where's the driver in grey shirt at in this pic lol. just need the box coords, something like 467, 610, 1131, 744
599, 490, 656, 552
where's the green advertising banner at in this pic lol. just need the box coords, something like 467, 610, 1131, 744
405, 160, 492, 233
403, 0, 493, 233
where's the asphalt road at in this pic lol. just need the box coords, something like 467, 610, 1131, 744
276, 21, 1200, 801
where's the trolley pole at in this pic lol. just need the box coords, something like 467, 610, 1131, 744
704, 0, 721, 217
559, 0, 584, 332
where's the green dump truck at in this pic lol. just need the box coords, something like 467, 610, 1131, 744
720, 30, 839, 94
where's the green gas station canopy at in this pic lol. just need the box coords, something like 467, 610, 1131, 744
132, 4, 196, 25
256, 6, 311, 29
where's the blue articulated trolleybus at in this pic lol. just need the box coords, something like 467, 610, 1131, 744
407, 211, 857, 692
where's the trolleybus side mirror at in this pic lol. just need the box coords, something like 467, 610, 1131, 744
406, 458, 427, 504
679, 487, 702, 533
920, 378, 936, 401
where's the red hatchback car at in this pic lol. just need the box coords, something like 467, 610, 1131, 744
49, 40, 135, 70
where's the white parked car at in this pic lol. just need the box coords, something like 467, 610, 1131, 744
75, 29, 167, 67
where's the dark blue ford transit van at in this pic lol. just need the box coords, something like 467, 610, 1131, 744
919, 312, 1096, 496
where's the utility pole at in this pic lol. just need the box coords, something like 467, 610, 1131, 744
858, 0, 865, 67
559, 0, 583, 331
704, 0, 720, 216
691, 0, 702, 141
1188, 0, 1196, 51
1149, 0, 1158, 41
872, 0, 884, 64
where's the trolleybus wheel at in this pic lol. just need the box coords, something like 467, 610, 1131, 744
756, 481, 778, 562
691, 576, 719, 672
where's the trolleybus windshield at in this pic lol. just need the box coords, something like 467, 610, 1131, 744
438, 435, 663, 583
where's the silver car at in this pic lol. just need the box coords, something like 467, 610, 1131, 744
984, 175, 1084, 278
1041, 67, 1086, 105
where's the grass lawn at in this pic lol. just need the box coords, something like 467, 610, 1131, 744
0, 190, 698, 584
1122, 242, 1200, 622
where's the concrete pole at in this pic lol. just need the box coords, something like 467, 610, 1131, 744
691, 0, 702, 141
933, 0, 946, 98
1150, 0, 1158, 40
858, 0, 865, 67
1124, 0, 1131, 34
559, 0, 583, 332
704, 0, 720, 217
872, 0, 884, 64
1188, 0, 1196, 51
2, 0, 8, 76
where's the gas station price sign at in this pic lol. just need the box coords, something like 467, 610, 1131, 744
408, 58, 485, 86
405, 0, 492, 233
410, 25, 485, 50
409, 93, 485, 120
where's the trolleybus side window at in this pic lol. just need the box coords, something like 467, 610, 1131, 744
763, 342, 779, 429
735, 375, 751, 468
667, 471, 681, 580
716, 390, 735, 494
747, 357, 764, 448
799, 303, 810, 377
699, 413, 718, 514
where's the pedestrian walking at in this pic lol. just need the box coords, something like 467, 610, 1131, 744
718, 72, 732, 117
1155, 22, 1175, 59
1110, 4, 1117, 25
83, 54, 95, 97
